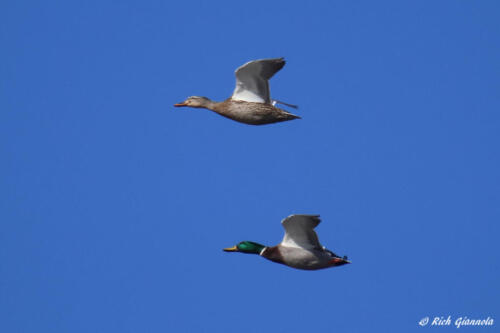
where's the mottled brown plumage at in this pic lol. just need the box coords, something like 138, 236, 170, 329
174, 58, 300, 125
174, 97, 300, 125
213, 99, 300, 125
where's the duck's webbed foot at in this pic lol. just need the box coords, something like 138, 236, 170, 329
272, 99, 299, 109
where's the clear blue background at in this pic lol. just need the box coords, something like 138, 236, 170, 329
1, 1, 499, 332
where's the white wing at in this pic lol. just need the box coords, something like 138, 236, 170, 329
280, 215, 323, 250
231, 58, 285, 104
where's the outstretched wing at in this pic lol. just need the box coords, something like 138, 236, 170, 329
231, 58, 285, 104
280, 215, 323, 250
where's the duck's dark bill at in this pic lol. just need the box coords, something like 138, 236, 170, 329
329, 257, 351, 266
174, 102, 187, 107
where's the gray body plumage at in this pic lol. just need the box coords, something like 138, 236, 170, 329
262, 245, 341, 270
224, 215, 350, 270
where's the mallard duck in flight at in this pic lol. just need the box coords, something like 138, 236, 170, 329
224, 214, 350, 270
174, 58, 300, 125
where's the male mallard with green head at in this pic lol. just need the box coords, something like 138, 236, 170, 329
174, 58, 300, 125
224, 214, 350, 270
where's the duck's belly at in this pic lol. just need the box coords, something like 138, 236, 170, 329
270, 247, 333, 270
220, 110, 289, 125
215, 101, 298, 125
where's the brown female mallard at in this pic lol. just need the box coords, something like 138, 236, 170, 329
174, 58, 300, 125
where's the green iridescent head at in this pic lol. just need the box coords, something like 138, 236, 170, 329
223, 241, 265, 254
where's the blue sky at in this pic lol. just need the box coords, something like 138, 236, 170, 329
1, 1, 499, 332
